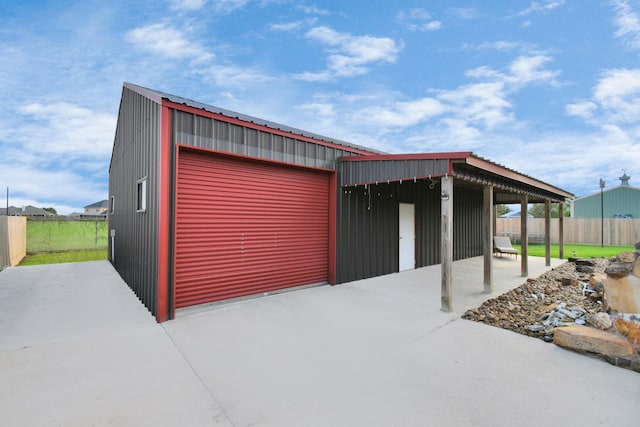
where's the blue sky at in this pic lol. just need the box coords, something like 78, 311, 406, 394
2, 0, 640, 214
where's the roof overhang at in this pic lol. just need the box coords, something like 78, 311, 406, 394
339, 152, 573, 203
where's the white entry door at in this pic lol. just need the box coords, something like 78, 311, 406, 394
399, 203, 415, 271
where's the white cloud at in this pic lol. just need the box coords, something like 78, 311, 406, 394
295, 54, 558, 149
0, 163, 106, 214
16, 102, 116, 157
297, 102, 335, 118
300, 26, 400, 79
125, 23, 214, 63
168, 0, 248, 13
168, 0, 208, 10
611, 0, 640, 49
270, 18, 317, 32
462, 40, 536, 53
567, 68, 640, 126
466, 55, 560, 89
0, 102, 114, 214
395, 8, 442, 31
593, 68, 640, 122
508, 55, 560, 86
296, 5, 330, 15
516, 1, 565, 17
423, 21, 442, 31
449, 8, 477, 20
565, 101, 597, 119
201, 63, 276, 87
495, 126, 640, 196
355, 97, 446, 127
211, 0, 249, 13
437, 82, 513, 129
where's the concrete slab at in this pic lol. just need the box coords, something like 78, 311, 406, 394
1, 257, 638, 426
166, 256, 640, 426
0, 261, 232, 427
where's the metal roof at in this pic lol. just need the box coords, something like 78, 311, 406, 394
120, 83, 573, 203
0, 205, 53, 216
339, 152, 574, 203
84, 199, 108, 209
124, 82, 383, 155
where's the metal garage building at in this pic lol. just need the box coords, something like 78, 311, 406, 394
109, 83, 572, 322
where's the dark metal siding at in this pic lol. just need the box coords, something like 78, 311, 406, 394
453, 187, 484, 260
172, 109, 358, 168
337, 180, 483, 284
337, 184, 399, 282
339, 159, 450, 187
108, 87, 161, 317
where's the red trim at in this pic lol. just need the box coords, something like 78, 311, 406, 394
465, 156, 573, 198
177, 144, 335, 173
156, 105, 171, 322
328, 172, 337, 285
165, 100, 375, 156
340, 152, 473, 162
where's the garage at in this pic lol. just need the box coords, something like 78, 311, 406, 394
110, 83, 572, 322
174, 148, 331, 308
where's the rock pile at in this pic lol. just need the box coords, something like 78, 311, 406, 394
462, 259, 603, 341
462, 252, 640, 373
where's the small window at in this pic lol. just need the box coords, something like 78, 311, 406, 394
137, 177, 147, 212
110, 196, 115, 214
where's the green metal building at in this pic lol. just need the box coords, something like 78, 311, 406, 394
572, 173, 640, 218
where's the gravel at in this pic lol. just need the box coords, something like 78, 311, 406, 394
462, 258, 609, 342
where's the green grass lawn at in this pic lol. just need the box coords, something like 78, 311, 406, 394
512, 243, 634, 258
27, 220, 108, 253
18, 249, 108, 266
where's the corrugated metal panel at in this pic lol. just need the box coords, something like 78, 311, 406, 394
573, 186, 640, 218
336, 184, 399, 282
336, 180, 483, 284
173, 110, 360, 170
108, 87, 161, 317
339, 159, 449, 187
174, 149, 330, 307
453, 187, 483, 260
453, 164, 565, 203
124, 82, 381, 155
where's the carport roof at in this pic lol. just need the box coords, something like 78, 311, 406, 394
339, 152, 573, 203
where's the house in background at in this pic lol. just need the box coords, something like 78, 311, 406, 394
572, 172, 639, 218
500, 209, 533, 218
109, 82, 572, 322
83, 200, 109, 216
0, 206, 53, 217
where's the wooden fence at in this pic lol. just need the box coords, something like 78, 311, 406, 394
496, 218, 640, 246
0, 216, 27, 269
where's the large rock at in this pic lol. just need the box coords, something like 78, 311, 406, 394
553, 325, 634, 358
604, 274, 640, 313
633, 258, 640, 279
615, 317, 640, 347
616, 251, 637, 263
586, 312, 613, 330
605, 262, 633, 278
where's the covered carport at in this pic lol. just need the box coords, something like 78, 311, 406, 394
338, 152, 574, 312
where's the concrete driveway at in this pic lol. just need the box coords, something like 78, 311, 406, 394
0, 258, 638, 426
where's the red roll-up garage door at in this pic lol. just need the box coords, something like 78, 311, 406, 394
175, 149, 330, 308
